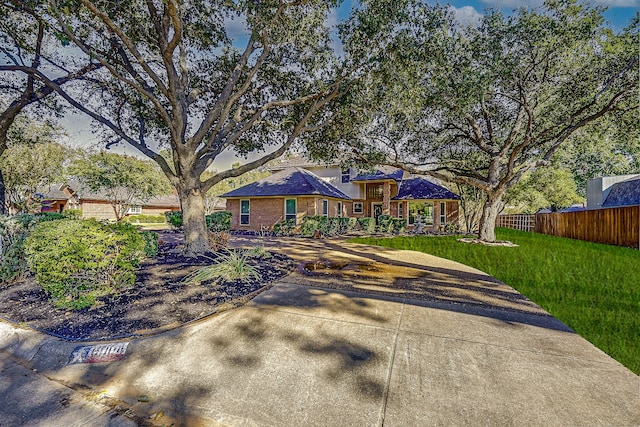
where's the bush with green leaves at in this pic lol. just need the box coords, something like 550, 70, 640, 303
206, 211, 232, 232
24, 219, 146, 309
300, 216, 358, 237
165, 211, 183, 228
272, 219, 296, 236
357, 217, 377, 233
140, 231, 159, 257
0, 213, 68, 284
391, 218, 407, 233
376, 215, 393, 233
183, 250, 261, 284
125, 214, 166, 224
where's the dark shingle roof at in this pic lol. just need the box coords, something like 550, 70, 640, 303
38, 179, 180, 207
352, 169, 404, 182
602, 176, 640, 208
221, 167, 351, 200
392, 177, 460, 200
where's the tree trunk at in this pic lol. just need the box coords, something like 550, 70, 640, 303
179, 186, 210, 257
0, 168, 5, 215
477, 192, 503, 242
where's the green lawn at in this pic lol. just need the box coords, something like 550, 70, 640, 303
349, 228, 640, 374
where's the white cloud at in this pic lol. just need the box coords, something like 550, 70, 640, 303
449, 6, 484, 27
478, 0, 543, 7
593, 0, 640, 6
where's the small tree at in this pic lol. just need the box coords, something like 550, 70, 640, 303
69, 151, 173, 221
0, 0, 101, 213
0, 121, 68, 213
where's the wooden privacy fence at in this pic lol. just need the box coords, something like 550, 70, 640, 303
497, 214, 536, 232
534, 206, 640, 249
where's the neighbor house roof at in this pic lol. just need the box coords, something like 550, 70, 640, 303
392, 177, 460, 200
351, 168, 404, 182
602, 176, 640, 208
221, 167, 351, 200
39, 179, 180, 207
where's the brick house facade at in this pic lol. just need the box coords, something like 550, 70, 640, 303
222, 163, 460, 232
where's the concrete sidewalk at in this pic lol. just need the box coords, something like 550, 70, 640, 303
0, 238, 639, 426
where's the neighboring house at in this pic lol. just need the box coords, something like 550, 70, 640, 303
586, 174, 640, 209
39, 180, 180, 220
222, 160, 460, 231
600, 176, 640, 208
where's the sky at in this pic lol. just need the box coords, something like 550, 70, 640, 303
60, 0, 639, 170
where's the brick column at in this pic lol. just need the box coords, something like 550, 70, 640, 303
383, 182, 391, 215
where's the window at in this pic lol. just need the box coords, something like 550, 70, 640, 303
440, 202, 446, 225
367, 184, 383, 199
321, 199, 329, 217
337, 201, 343, 217
240, 200, 250, 225
408, 202, 434, 225
285, 199, 297, 222
353, 202, 363, 214
341, 168, 350, 183
127, 205, 142, 214
398, 203, 403, 218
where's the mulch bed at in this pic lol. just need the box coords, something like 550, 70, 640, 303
0, 239, 295, 341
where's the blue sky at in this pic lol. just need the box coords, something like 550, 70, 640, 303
331, 0, 639, 30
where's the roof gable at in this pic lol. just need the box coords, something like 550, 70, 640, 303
352, 168, 404, 182
602, 176, 640, 208
393, 177, 460, 200
221, 167, 351, 200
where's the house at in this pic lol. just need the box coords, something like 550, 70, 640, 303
586, 174, 640, 209
39, 180, 180, 220
600, 176, 640, 208
222, 160, 460, 231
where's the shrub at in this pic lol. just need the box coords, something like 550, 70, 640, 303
391, 218, 407, 233
140, 231, 159, 257
208, 231, 231, 251
246, 245, 271, 259
357, 217, 376, 233
24, 219, 146, 309
62, 209, 82, 220
125, 214, 166, 224
444, 222, 461, 234
0, 213, 66, 284
183, 251, 261, 284
300, 216, 329, 237
206, 211, 232, 232
165, 211, 183, 228
377, 215, 393, 233
272, 219, 296, 236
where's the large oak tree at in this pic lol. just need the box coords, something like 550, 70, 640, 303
338, 1, 638, 242
19, 0, 408, 256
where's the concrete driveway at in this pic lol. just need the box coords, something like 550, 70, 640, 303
0, 237, 638, 426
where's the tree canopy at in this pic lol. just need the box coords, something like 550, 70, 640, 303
8, 0, 411, 255
69, 151, 173, 221
331, 0, 638, 241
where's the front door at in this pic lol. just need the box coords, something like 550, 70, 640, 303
372, 203, 383, 223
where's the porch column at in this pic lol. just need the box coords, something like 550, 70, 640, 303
383, 181, 391, 215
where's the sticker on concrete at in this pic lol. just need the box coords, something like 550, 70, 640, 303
69, 342, 129, 364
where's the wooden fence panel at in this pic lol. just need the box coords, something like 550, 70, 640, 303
497, 214, 536, 232
534, 206, 640, 249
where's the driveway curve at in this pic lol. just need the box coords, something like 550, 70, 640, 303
0, 236, 638, 426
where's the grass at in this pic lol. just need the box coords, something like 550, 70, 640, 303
349, 228, 640, 374
183, 250, 261, 284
